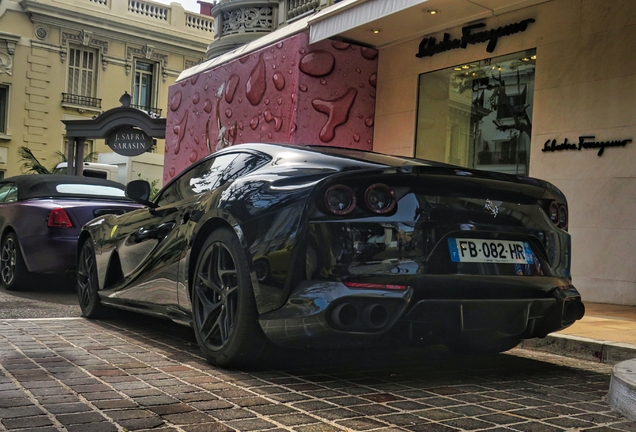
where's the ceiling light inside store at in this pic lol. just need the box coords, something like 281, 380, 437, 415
531, 55, 537, 60
427, 9, 439, 14
371, 28, 382, 34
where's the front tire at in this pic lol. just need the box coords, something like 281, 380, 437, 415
1, 232, 28, 291
191, 228, 269, 368
77, 238, 108, 318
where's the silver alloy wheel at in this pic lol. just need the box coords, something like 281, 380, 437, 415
1, 236, 17, 286
193, 241, 239, 351
77, 241, 95, 310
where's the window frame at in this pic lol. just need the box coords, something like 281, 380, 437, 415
0, 84, 8, 136
133, 59, 157, 110
66, 46, 98, 98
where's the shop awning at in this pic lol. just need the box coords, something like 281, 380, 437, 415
308, 0, 551, 49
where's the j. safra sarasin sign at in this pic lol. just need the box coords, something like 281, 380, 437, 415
107, 127, 154, 156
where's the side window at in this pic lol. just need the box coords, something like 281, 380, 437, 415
0, 183, 16, 203
155, 154, 237, 206
154, 152, 268, 207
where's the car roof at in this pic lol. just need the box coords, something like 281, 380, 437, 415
0, 174, 128, 201
212, 143, 443, 169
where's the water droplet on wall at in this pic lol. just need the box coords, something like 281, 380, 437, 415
246, 54, 267, 106
312, 88, 358, 143
369, 73, 377, 88
273, 72, 285, 91
250, 116, 259, 130
331, 41, 351, 50
361, 47, 378, 60
299, 50, 335, 77
170, 91, 182, 111
226, 74, 240, 103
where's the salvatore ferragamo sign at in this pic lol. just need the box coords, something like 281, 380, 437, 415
416, 18, 535, 58
542, 136, 632, 156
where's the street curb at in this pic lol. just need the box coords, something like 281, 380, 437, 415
608, 359, 636, 421
519, 333, 636, 364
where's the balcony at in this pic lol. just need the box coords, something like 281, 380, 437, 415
62, 93, 103, 113
130, 104, 162, 117
21, 0, 215, 39
286, 0, 319, 22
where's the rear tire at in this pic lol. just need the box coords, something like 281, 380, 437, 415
77, 238, 109, 318
1, 232, 28, 291
191, 228, 270, 368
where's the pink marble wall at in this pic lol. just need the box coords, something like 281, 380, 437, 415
164, 32, 378, 183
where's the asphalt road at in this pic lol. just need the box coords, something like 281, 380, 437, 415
0, 283, 633, 431
0, 276, 80, 319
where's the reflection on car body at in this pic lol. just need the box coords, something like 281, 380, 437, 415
77, 143, 584, 368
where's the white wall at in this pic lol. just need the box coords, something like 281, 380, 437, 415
374, 0, 636, 304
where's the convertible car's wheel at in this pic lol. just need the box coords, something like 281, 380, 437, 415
0, 232, 28, 291
77, 239, 108, 318
192, 228, 269, 368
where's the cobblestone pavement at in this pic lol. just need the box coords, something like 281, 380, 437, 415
0, 315, 634, 432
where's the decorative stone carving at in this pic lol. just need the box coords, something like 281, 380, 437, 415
0, 33, 20, 75
222, 7, 273, 36
60, 29, 109, 66
35, 26, 48, 40
185, 58, 202, 69
0, 52, 12, 76
125, 45, 168, 77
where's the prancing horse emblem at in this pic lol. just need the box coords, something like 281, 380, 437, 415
485, 199, 499, 217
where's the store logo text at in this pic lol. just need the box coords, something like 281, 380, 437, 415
416, 18, 535, 58
542, 136, 632, 156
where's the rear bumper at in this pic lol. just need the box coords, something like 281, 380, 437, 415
20, 234, 77, 274
258, 276, 584, 348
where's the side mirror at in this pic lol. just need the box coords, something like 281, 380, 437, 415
126, 180, 157, 208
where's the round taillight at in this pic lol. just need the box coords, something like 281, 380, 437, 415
549, 201, 558, 224
365, 184, 396, 214
324, 185, 356, 215
558, 204, 568, 229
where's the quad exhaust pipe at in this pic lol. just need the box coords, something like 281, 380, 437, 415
330, 302, 390, 331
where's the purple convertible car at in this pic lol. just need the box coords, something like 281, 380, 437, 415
0, 175, 140, 290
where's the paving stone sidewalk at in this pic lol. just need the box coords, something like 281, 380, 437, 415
0, 316, 634, 432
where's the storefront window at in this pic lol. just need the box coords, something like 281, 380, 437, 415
416, 49, 536, 175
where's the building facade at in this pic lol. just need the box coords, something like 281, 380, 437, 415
0, 0, 214, 176
305, 0, 636, 305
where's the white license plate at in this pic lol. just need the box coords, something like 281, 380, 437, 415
448, 238, 534, 264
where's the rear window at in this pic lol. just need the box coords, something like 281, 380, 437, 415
311, 147, 435, 167
56, 184, 125, 197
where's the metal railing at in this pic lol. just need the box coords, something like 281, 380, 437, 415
130, 104, 162, 116
287, 0, 319, 20
62, 93, 102, 109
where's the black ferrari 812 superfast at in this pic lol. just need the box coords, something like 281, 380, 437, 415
77, 143, 584, 367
